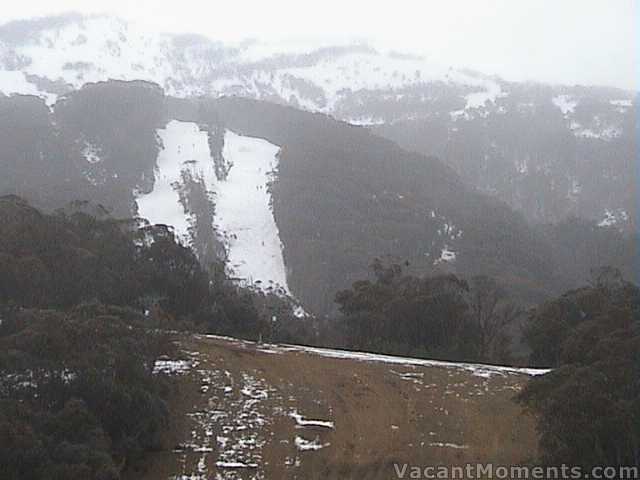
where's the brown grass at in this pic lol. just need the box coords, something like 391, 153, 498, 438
125, 333, 540, 480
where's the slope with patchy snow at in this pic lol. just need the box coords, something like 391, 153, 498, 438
136, 120, 290, 295
132, 333, 545, 479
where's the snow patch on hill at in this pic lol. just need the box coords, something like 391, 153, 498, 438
136, 121, 206, 244
136, 120, 290, 294
1, 15, 213, 98
552, 94, 577, 116
570, 121, 622, 140
598, 209, 629, 228
0, 70, 56, 104
216, 131, 290, 294
464, 78, 502, 109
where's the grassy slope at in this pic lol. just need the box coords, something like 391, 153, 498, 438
127, 334, 541, 480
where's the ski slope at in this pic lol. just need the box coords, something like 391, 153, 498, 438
216, 131, 290, 294
136, 120, 290, 294
136, 121, 209, 245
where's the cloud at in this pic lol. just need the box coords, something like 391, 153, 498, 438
1, 0, 637, 90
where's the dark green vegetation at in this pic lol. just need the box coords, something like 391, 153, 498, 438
0, 81, 164, 217
519, 268, 640, 467
0, 306, 169, 480
332, 259, 518, 363
0, 196, 298, 479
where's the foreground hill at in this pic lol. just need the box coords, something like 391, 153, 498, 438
128, 333, 546, 479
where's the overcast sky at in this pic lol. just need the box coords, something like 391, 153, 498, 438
1, 0, 638, 90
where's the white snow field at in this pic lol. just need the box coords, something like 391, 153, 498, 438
0, 70, 57, 105
215, 131, 289, 294
136, 120, 210, 245
0, 15, 504, 117
136, 120, 290, 294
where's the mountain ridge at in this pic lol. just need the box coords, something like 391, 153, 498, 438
1, 13, 636, 230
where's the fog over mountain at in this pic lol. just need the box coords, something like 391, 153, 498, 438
2, 0, 638, 90
0, 12, 637, 230
0, 5, 639, 478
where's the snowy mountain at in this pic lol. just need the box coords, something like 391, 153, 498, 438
0, 11, 640, 228
0, 14, 501, 110
0, 14, 636, 230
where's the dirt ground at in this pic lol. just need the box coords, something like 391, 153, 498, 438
125, 333, 542, 480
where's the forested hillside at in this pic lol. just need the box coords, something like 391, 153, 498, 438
1, 82, 637, 316
188, 96, 638, 314
373, 83, 638, 230
0, 195, 199, 479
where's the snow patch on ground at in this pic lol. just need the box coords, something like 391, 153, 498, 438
610, 99, 632, 111
294, 435, 330, 451
81, 142, 102, 164
170, 346, 336, 478
598, 209, 629, 228
290, 410, 335, 429
153, 359, 194, 375
570, 121, 621, 140
175, 366, 276, 478
347, 116, 386, 126
429, 442, 469, 449
215, 461, 258, 469
434, 245, 456, 264
464, 80, 502, 109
